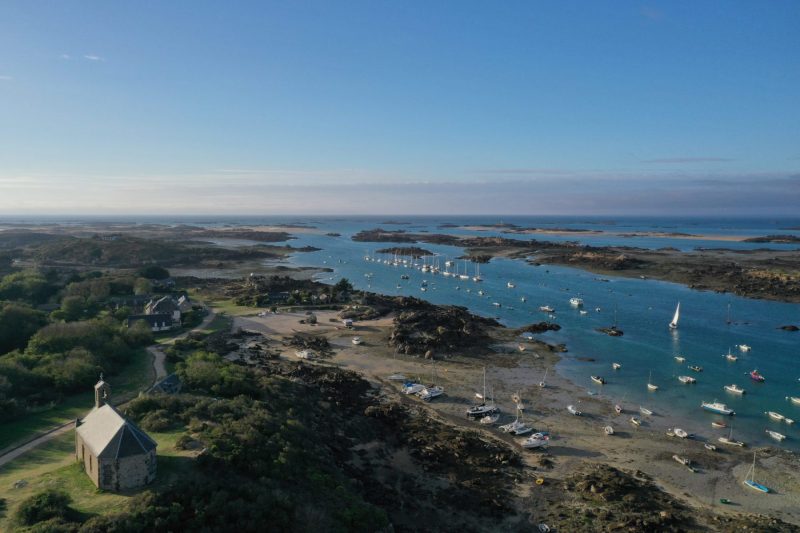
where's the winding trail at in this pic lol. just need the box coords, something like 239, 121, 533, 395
0, 305, 216, 469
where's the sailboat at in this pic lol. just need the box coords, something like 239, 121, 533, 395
647, 371, 658, 391
472, 263, 483, 283
743, 452, 770, 493
718, 421, 746, 447
538, 369, 548, 388
467, 367, 497, 417
458, 260, 470, 280
669, 302, 680, 330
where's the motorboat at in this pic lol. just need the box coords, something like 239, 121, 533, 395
673, 455, 691, 466
351, 336, 362, 345
418, 386, 444, 401
766, 429, 786, 442
678, 375, 696, 384
579, 310, 588, 315
711, 421, 728, 429
521, 434, 549, 449
567, 404, 581, 416
507, 281, 516, 288
724, 384, 745, 395
539, 305, 554, 313
737, 344, 752, 352
702, 401, 735, 415
674, 355, 686, 363
674, 428, 689, 438
603, 425, 614, 436
750, 369, 765, 382
591, 375, 606, 385
402, 382, 426, 395
704, 443, 717, 451
630, 416, 642, 426
766, 411, 786, 422
688, 365, 703, 372
569, 297, 584, 307
787, 396, 800, 405
614, 404, 622, 414
639, 406, 653, 416
479, 413, 500, 425
612, 362, 621, 370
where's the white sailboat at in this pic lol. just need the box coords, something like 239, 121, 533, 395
668, 302, 680, 330
467, 367, 497, 417
647, 371, 658, 391
472, 263, 483, 282
538, 369, 548, 388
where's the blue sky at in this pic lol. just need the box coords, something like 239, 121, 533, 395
0, 1, 798, 215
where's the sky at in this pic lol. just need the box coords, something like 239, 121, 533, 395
0, 1, 798, 215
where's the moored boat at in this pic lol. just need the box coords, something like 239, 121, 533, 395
479, 412, 500, 425
737, 344, 752, 352
750, 369, 765, 382
521, 434, 549, 449
688, 365, 703, 372
766, 429, 786, 441
787, 396, 800, 405
567, 404, 581, 416
702, 401, 735, 415
630, 416, 641, 426
569, 297, 584, 307
351, 336, 362, 345
604, 425, 614, 435
668, 302, 680, 330
591, 375, 606, 385
678, 375, 696, 384
704, 443, 717, 451
711, 421, 728, 429
674, 355, 686, 363
418, 385, 444, 401
639, 406, 653, 416
539, 305, 554, 313
724, 384, 745, 395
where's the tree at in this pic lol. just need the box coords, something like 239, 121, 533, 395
0, 303, 47, 355
125, 320, 154, 346
137, 265, 170, 280
60, 295, 86, 322
133, 277, 152, 295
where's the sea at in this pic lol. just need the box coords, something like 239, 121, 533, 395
6, 215, 800, 451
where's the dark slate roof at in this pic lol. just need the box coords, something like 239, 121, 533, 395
76, 404, 157, 459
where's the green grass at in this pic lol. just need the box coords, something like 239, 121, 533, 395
0, 428, 194, 530
199, 313, 233, 334
0, 348, 155, 452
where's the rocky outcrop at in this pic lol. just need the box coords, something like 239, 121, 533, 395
516, 322, 561, 334
388, 299, 500, 356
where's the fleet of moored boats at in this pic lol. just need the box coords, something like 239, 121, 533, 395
360, 251, 792, 494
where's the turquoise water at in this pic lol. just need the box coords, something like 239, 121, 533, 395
273, 216, 800, 451
6, 215, 798, 449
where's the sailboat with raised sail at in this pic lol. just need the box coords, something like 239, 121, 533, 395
647, 371, 658, 391
743, 452, 770, 493
472, 263, 483, 283
669, 302, 680, 330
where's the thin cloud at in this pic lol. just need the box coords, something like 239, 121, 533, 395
0, 75, 12, 81
641, 157, 735, 164
472, 168, 574, 176
83, 54, 105, 62
60, 54, 71, 60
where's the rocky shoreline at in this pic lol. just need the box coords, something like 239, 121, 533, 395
350, 228, 800, 303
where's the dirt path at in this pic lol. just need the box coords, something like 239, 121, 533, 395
0, 305, 217, 469
148, 307, 217, 382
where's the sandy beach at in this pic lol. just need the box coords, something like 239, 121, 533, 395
232, 309, 800, 526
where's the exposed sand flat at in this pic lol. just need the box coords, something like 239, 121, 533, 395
233, 311, 800, 526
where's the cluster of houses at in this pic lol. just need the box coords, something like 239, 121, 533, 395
122, 294, 193, 332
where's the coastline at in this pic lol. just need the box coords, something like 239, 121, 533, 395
232, 304, 800, 527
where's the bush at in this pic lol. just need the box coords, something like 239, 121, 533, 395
0, 302, 48, 355
137, 265, 170, 280
14, 489, 79, 527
